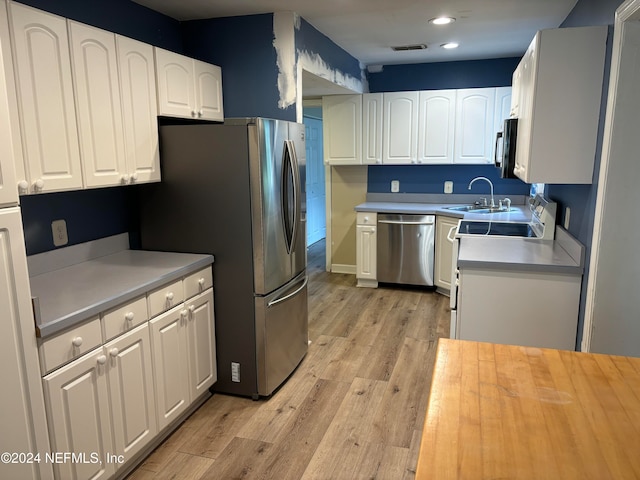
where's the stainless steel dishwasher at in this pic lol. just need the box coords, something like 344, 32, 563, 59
376, 213, 435, 286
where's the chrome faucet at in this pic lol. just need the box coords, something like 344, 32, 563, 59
468, 176, 495, 207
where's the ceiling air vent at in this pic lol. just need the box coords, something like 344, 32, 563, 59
391, 44, 427, 51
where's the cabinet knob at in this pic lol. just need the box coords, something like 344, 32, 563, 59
125, 312, 134, 322
96, 355, 107, 365
18, 180, 29, 192
364, 216, 369, 223
130, 173, 138, 183
180, 309, 188, 318
121, 174, 130, 184
191, 110, 197, 117
33, 178, 44, 191
188, 305, 196, 314
198, 278, 206, 289
166, 292, 174, 301
377, 159, 382, 164
198, 110, 203, 118
72, 336, 83, 347
109, 348, 119, 358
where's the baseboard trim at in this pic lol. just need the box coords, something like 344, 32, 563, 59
331, 264, 356, 275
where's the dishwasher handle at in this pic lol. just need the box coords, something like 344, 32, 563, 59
378, 219, 434, 225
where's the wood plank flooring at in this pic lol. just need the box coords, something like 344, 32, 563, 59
128, 239, 450, 479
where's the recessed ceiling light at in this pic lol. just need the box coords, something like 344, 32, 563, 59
429, 16, 456, 25
441, 42, 459, 49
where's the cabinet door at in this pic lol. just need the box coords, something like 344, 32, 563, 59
492, 86, 512, 164
362, 93, 383, 165
69, 21, 127, 188
417, 90, 456, 164
322, 95, 362, 165
149, 304, 189, 431
194, 59, 224, 121
105, 323, 157, 464
356, 225, 377, 282
0, 35, 17, 206
9, 3, 82, 193
43, 348, 115, 480
383, 91, 419, 164
434, 216, 459, 291
0, 208, 52, 480
155, 47, 196, 119
184, 289, 216, 401
454, 88, 495, 164
117, 35, 160, 184
514, 40, 537, 181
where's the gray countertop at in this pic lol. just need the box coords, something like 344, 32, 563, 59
354, 200, 583, 274
355, 201, 532, 223
31, 249, 214, 338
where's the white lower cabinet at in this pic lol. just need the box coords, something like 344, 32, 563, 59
150, 288, 216, 431
356, 212, 377, 287
39, 266, 215, 479
43, 347, 115, 480
105, 323, 157, 465
434, 216, 459, 292
149, 304, 190, 431
185, 289, 217, 401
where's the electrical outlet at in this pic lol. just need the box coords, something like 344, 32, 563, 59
51, 219, 68, 247
391, 180, 400, 193
564, 207, 571, 230
444, 181, 454, 194
231, 362, 240, 382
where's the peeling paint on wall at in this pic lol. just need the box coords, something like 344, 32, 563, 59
273, 12, 297, 110
274, 11, 366, 116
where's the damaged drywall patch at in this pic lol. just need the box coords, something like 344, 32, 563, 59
273, 12, 297, 109
297, 50, 365, 93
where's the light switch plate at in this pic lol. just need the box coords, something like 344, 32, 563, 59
391, 180, 400, 193
444, 181, 454, 194
51, 219, 68, 247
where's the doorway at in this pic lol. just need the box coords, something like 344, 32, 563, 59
303, 110, 326, 247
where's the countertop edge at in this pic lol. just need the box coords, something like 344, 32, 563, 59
35, 254, 214, 339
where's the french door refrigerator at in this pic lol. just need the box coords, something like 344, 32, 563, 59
138, 118, 308, 398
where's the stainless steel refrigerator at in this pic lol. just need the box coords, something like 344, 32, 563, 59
138, 118, 308, 398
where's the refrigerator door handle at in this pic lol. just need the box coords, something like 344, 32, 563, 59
282, 139, 300, 254
267, 276, 308, 308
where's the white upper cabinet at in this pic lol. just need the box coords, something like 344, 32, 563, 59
453, 88, 495, 164
322, 94, 362, 165
0, 12, 18, 207
155, 47, 224, 121
513, 26, 607, 184
116, 35, 160, 184
69, 21, 127, 189
362, 93, 383, 165
383, 91, 419, 164
417, 90, 456, 164
9, 2, 83, 194
194, 59, 223, 121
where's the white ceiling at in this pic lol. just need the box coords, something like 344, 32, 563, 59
133, 0, 578, 66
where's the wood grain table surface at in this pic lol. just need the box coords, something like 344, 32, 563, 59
416, 338, 640, 479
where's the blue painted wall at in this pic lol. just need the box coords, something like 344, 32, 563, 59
366, 57, 530, 197
15, 0, 183, 52
182, 14, 294, 120
548, 0, 624, 348
368, 57, 520, 92
295, 17, 363, 80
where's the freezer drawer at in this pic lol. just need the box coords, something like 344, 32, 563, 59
254, 271, 308, 396
377, 214, 435, 286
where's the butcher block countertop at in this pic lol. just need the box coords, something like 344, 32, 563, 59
416, 339, 640, 479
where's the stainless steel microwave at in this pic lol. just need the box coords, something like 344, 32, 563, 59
495, 118, 518, 179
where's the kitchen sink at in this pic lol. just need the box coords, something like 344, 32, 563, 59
445, 205, 516, 214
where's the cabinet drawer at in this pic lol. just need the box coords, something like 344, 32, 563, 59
39, 316, 102, 374
102, 295, 149, 341
184, 267, 213, 300
148, 279, 184, 318
357, 212, 377, 225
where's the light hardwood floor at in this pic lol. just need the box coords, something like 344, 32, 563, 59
128, 239, 450, 479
